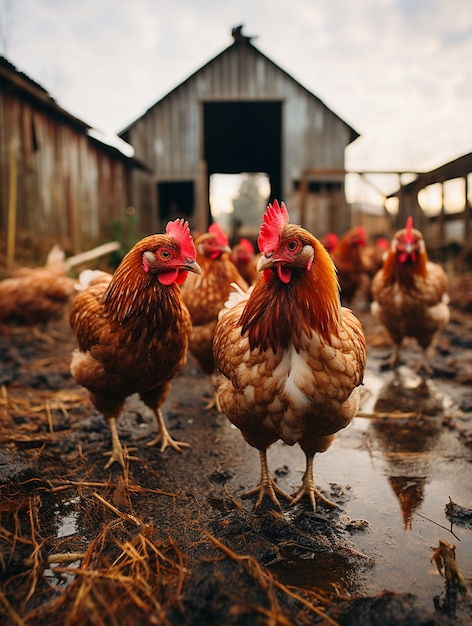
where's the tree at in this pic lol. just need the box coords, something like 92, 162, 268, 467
231, 174, 268, 230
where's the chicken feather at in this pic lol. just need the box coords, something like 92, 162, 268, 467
0, 246, 77, 339
181, 223, 248, 409
213, 201, 366, 510
70, 220, 201, 469
371, 217, 450, 373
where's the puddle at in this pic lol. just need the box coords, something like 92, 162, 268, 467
226, 356, 472, 618
44, 504, 81, 587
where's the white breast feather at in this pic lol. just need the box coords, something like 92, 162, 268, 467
219, 283, 252, 319
283, 345, 312, 409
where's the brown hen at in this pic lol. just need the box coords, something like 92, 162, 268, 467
69, 220, 201, 468
0, 245, 76, 332
371, 217, 450, 373
230, 237, 260, 285
213, 201, 366, 510
181, 223, 248, 409
330, 226, 369, 305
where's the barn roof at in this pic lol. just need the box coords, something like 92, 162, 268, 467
119, 26, 360, 145
0, 55, 142, 164
0, 55, 90, 131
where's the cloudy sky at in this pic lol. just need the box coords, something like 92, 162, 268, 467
1, 0, 472, 203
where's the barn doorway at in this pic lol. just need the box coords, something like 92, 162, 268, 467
203, 101, 282, 228
157, 181, 194, 221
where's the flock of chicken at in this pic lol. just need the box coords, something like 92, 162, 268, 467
0, 201, 450, 511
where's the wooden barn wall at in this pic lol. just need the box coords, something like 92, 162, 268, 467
126, 42, 352, 233
0, 90, 131, 263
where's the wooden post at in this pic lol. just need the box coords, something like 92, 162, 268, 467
7, 137, 17, 266
464, 175, 470, 239
299, 170, 308, 229
197, 159, 208, 233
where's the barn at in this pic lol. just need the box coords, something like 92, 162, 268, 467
0, 56, 143, 265
120, 26, 359, 239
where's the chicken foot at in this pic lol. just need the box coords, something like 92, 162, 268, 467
413, 347, 434, 374
104, 417, 139, 469
146, 408, 190, 453
242, 449, 293, 509
384, 342, 434, 374
290, 455, 338, 511
381, 343, 400, 369
203, 374, 223, 412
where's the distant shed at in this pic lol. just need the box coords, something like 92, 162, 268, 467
0, 56, 141, 264
120, 26, 359, 238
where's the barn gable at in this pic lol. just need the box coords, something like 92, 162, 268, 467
120, 26, 360, 237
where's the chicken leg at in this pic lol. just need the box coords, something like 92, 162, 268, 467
413, 346, 434, 374
146, 408, 190, 452
382, 343, 400, 369
290, 454, 338, 511
104, 417, 139, 469
242, 449, 293, 508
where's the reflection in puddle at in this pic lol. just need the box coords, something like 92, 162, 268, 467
344, 360, 472, 620
44, 505, 81, 586
362, 366, 450, 530
387, 475, 427, 530
373, 366, 448, 416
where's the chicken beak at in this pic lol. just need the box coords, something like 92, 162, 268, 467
186, 260, 202, 274
256, 253, 274, 272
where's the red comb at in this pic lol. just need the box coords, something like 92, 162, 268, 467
239, 238, 255, 254
166, 218, 196, 261
405, 216, 414, 243
208, 222, 229, 247
258, 200, 289, 255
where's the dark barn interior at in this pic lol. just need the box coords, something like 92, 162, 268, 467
204, 101, 282, 207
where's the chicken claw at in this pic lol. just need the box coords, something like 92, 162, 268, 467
146, 408, 190, 453
242, 450, 293, 509
103, 447, 139, 469
104, 417, 139, 469
290, 456, 339, 511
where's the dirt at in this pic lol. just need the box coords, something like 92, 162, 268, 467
0, 275, 472, 625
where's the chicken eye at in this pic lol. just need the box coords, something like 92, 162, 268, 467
288, 239, 299, 252
160, 249, 171, 260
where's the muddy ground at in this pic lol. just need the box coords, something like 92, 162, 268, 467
1, 274, 472, 625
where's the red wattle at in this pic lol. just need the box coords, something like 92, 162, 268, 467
158, 269, 179, 285
176, 270, 188, 285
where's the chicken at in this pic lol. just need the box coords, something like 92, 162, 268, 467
213, 201, 366, 510
0, 245, 77, 332
361, 237, 390, 303
320, 232, 339, 254
181, 223, 248, 409
330, 226, 369, 305
370, 216, 450, 373
230, 237, 260, 285
69, 219, 201, 469
362, 237, 389, 280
